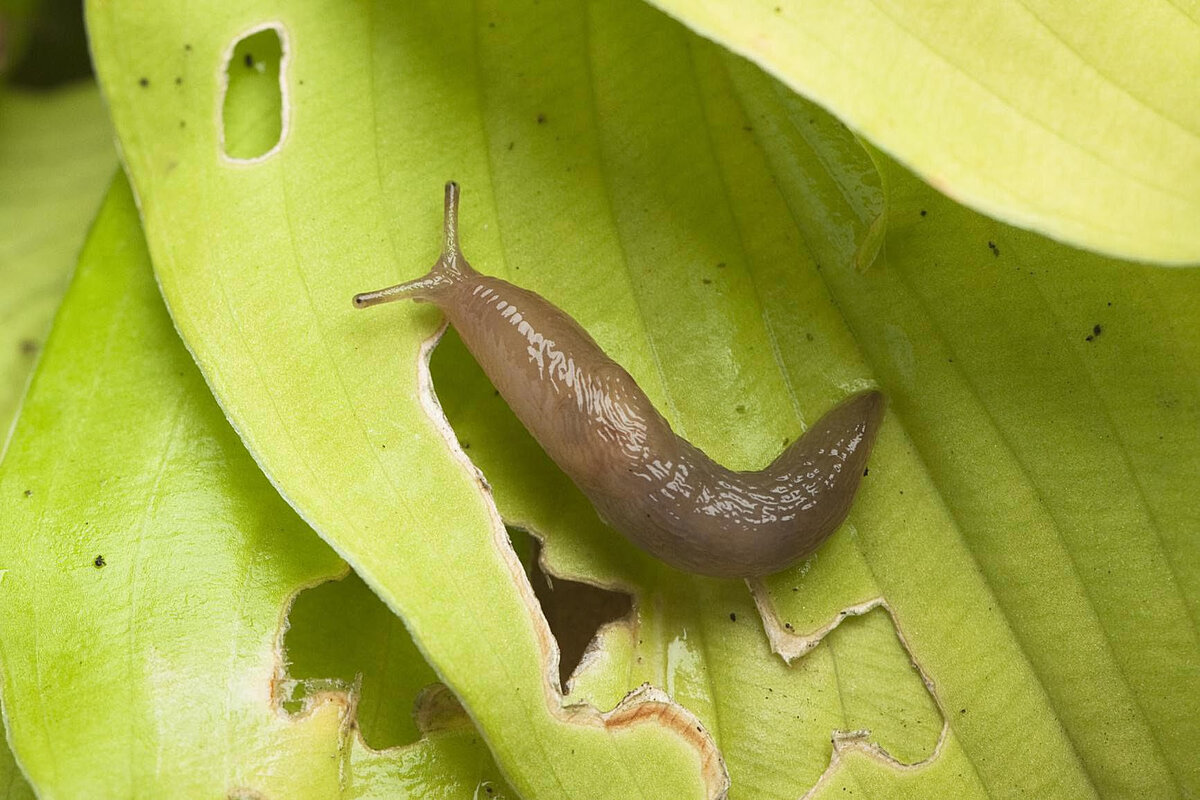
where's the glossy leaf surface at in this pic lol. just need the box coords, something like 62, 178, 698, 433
81, 1, 1200, 797
0, 177, 515, 799
647, 0, 1200, 265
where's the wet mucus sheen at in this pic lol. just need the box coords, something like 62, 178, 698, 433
355, 183, 884, 578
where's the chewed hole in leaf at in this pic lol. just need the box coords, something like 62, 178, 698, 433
512, 529, 633, 689
221, 25, 285, 160
429, 322, 639, 690
282, 569, 438, 750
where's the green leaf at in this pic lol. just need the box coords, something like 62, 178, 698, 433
737, 55, 1200, 796
86, 2, 727, 798
0, 175, 516, 798
0, 83, 113, 798
0, 82, 114, 439
0, 747, 34, 800
644, 0, 1200, 266
437, 41, 1200, 795
84, 0, 1198, 798
285, 569, 439, 750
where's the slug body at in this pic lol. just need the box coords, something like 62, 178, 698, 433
355, 183, 884, 578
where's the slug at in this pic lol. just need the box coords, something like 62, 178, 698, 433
354, 183, 884, 578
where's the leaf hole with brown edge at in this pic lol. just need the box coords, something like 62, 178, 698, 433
512, 529, 633, 691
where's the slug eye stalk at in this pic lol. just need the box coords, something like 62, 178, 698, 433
353, 182, 469, 308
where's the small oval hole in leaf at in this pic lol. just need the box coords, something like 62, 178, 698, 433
221, 26, 285, 160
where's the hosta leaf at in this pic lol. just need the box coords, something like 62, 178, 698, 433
645, 0, 1200, 265
0, 82, 114, 438
419, 13, 1200, 799
742, 58, 1200, 796
0, 82, 114, 799
0, 748, 34, 800
284, 569, 440, 750
0, 176, 515, 798
86, 1, 729, 797
84, 0, 1199, 798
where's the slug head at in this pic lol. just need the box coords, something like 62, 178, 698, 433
352, 181, 471, 308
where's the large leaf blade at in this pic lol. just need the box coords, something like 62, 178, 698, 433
437, 23, 1200, 798
0, 82, 114, 437
84, 0, 1200, 797
85, 1, 726, 797
644, 0, 1200, 265
735, 56, 1200, 793
0, 175, 517, 799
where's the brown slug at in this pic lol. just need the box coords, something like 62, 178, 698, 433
354, 183, 884, 578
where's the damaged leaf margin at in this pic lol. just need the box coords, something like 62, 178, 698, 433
84, 1, 729, 797
416, 321, 731, 794
0, 175, 518, 798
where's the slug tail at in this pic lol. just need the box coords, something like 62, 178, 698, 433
770, 389, 885, 514
352, 181, 474, 308
774, 390, 884, 467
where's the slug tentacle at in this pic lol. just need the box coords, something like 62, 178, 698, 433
354, 182, 885, 579
353, 182, 474, 308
